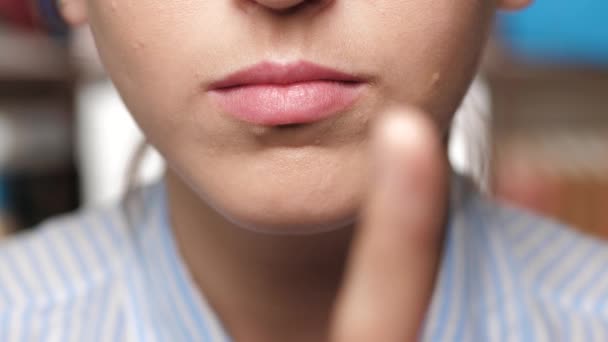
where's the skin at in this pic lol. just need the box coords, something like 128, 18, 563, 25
60, 0, 531, 341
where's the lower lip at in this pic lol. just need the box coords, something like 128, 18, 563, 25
209, 81, 365, 126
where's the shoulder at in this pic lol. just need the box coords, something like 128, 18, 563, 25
441, 176, 608, 339
449, 174, 607, 269
0, 179, 168, 311
0, 201, 132, 310
467, 183, 608, 293
0, 182, 166, 340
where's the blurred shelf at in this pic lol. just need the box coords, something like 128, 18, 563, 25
0, 26, 80, 231
486, 33, 608, 237
483, 39, 608, 81
0, 28, 72, 82
482, 39, 608, 130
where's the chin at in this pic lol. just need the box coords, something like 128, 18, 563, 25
165, 138, 370, 235
225, 210, 359, 236
209, 188, 363, 235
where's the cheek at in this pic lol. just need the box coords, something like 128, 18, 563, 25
86, 1, 213, 124
373, 1, 493, 122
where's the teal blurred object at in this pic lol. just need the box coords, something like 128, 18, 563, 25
0, 178, 7, 210
497, 0, 608, 67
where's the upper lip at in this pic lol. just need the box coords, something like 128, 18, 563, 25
208, 60, 364, 90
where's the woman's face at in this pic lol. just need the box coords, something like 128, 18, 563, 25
69, 1, 501, 233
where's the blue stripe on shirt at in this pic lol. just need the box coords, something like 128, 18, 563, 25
0, 176, 607, 341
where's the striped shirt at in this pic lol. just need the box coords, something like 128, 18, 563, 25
1, 175, 607, 341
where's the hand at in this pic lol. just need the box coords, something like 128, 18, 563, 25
331, 107, 450, 342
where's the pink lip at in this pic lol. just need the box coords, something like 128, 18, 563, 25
207, 61, 366, 126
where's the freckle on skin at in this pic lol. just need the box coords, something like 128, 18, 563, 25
425, 71, 441, 95
131, 40, 145, 51
431, 72, 441, 87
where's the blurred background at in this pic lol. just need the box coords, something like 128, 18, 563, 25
0, 1, 607, 238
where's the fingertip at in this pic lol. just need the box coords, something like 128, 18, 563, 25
372, 107, 443, 169
368, 106, 449, 226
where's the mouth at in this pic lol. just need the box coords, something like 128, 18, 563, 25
207, 60, 367, 126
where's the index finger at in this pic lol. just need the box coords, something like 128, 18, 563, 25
331, 108, 449, 342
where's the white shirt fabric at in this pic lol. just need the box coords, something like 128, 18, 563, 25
1, 174, 608, 341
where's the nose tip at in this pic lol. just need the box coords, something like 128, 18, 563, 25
252, 0, 326, 11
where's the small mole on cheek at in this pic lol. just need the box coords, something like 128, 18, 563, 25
431, 72, 441, 87
426, 71, 442, 94
131, 40, 145, 51
110, 0, 117, 12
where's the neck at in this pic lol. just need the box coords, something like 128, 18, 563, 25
165, 171, 353, 342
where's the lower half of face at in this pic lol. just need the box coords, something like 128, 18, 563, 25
89, 0, 494, 233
